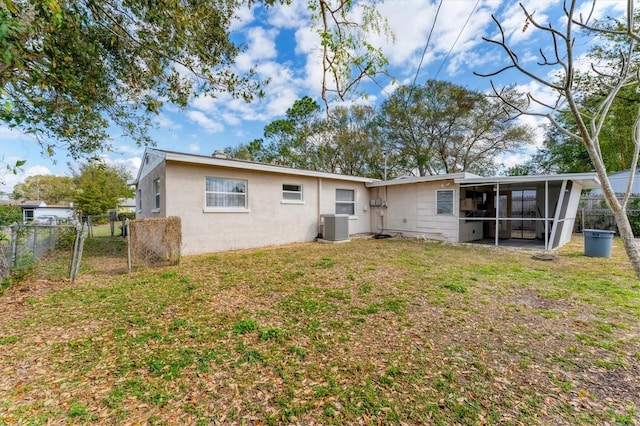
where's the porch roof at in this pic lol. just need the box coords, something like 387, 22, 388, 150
455, 173, 601, 190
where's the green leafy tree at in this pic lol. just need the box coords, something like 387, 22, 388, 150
0, 205, 22, 225
11, 174, 74, 204
1, 0, 391, 159
325, 104, 386, 178
510, 124, 593, 176
228, 99, 387, 178
237, 96, 325, 169
1, 0, 264, 157
72, 162, 133, 216
377, 81, 534, 177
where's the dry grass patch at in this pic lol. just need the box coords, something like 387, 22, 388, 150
0, 235, 639, 425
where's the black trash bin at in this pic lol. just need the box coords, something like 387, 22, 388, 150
583, 229, 615, 257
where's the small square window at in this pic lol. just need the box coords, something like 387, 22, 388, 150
282, 184, 303, 202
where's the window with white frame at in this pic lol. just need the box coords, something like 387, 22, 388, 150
336, 189, 355, 215
282, 184, 303, 202
436, 189, 454, 215
205, 177, 247, 209
153, 178, 161, 210
137, 189, 142, 211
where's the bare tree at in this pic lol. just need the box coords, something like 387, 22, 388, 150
316, 0, 392, 113
476, 0, 640, 278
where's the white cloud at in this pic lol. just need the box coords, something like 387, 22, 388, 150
0, 165, 53, 196
231, 4, 256, 31
187, 111, 224, 133
266, 1, 310, 29
235, 27, 279, 72
0, 126, 35, 141
188, 144, 200, 152
191, 95, 218, 113
101, 156, 142, 180
154, 113, 180, 130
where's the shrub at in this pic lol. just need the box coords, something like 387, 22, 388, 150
0, 205, 22, 226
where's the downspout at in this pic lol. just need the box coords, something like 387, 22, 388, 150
317, 177, 323, 237
544, 180, 549, 250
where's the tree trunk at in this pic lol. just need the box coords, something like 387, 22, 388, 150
611, 208, 640, 278
594, 157, 640, 278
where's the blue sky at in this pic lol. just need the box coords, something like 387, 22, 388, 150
0, 0, 626, 195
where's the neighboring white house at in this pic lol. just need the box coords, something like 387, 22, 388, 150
133, 148, 601, 255
17, 200, 75, 223
589, 169, 640, 195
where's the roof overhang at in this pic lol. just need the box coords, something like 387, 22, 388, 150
366, 172, 479, 188
455, 173, 601, 190
141, 148, 377, 184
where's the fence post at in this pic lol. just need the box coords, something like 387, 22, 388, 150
74, 223, 87, 280
125, 218, 132, 273
32, 225, 37, 260
10, 222, 18, 269
70, 222, 84, 281
87, 216, 93, 238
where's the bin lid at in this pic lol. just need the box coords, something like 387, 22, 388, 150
583, 229, 615, 234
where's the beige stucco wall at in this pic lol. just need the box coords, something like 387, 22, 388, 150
368, 181, 458, 241
136, 159, 166, 219
158, 162, 371, 255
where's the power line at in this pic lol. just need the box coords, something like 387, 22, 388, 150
433, 0, 481, 80
412, 0, 443, 86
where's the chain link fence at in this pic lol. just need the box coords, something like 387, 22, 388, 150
0, 224, 76, 279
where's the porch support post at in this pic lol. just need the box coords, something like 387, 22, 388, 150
495, 182, 500, 247
544, 180, 549, 250
317, 177, 322, 236
548, 179, 567, 251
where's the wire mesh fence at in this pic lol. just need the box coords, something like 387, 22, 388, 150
0, 224, 77, 278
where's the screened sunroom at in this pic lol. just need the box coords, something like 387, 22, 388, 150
455, 174, 601, 250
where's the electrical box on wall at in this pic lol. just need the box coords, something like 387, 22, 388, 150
370, 198, 383, 206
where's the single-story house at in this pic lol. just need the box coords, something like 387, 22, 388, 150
589, 168, 640, 195
117, 198, 137, 214
133, 148, 600, 255
15, 200, 75, 223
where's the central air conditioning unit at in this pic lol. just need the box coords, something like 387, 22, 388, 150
321, 214, 349, 241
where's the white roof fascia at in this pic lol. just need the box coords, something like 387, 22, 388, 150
366, 172, 477, 188
159, 149, 376, 183
456, 173, 601, 189
131, 148, 166, 185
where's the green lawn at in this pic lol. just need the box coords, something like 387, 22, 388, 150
0, 235, 638, 424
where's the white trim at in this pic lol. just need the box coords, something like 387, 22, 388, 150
435, 189, 455, 215
203, 208, 251, 213
282, 183, 304, 202
457, 173, 600, 189
336, 188, 356, 216
205, 176, 248, 210
150, 148, 376, 183
153, 178, 161, 210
